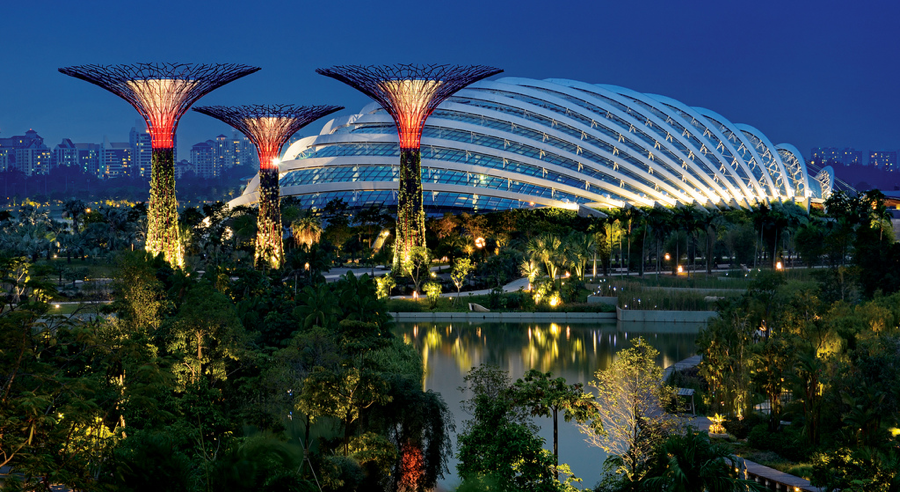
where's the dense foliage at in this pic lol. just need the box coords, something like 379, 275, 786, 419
0, 252, 452, 491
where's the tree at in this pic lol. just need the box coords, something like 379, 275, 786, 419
511, 370, 597, 479
644, 430, 763, 492
451, 257, 475, 300
166, 282, 247, 387
291, 215, 322, 248
401, 246, 432, 296
423, 281, 441, 309
456, 365, 570, 492
697, 300, 755, 418
579, 337, 678, 484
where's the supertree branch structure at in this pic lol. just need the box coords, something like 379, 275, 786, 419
58, 63, 261, 267
316, 64, 502, 266
193, 104, 343, 270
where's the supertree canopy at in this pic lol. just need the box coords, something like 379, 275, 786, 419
58, 62, 261, 267
316, 64, 502, 266
193, 104, 343, 269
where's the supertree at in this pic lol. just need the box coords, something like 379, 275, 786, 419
58, 63, 260, 267
193, 104, 343, 269
316, 64, 502, 267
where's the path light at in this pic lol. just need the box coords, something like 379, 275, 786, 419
776, 261, 783, 270
677, 265, 683, 273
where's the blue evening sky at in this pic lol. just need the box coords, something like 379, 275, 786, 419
1, 0, 898, 160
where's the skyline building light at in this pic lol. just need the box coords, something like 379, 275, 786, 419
130, 123, 152, 178
53, 139, 79, 168
869, 150, 897, 171
100, 137, 132, 178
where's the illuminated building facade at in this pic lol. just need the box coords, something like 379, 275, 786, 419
53, 139, 79, 168
231, 77, 834, 217
1, 129, 50, 176
130, 125, 152, 178
869, 150, 897, 171
99, 137, 132, 177
193, 104, 343, 269
59, 62, 260, 267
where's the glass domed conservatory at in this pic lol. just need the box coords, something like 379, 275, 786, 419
228, 77, 834, 214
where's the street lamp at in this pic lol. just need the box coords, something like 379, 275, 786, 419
475, 237, 485, 249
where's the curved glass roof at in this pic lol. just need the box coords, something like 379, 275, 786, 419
230, 77, 832, 212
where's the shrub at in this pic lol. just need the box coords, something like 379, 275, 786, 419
722, 411, 766, 439
747, 424, 812, 462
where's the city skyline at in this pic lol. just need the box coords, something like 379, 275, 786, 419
1, 0, 899, 163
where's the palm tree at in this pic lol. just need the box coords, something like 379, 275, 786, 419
62, 199, 88, 232
527, 234, 563, 285
671, 206, 700, 275
565, 231, 594, 280
645, 206, 673, 277
291, 215, 322, 248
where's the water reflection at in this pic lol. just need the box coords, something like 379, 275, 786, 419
392, 321, 700, 488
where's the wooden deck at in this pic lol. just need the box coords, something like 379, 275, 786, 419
743, 459, 823, 491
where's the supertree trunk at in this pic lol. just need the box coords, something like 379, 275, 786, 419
147, 148, 183, 267
396, 147, 426, 265
58, 63, 261, 268
316, 64, 503, 271
255, 167, 283, 269
192, 104, 343, 270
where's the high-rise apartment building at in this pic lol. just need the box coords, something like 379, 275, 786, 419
235, 131, 258, 168
842, 148, 862, 166
75, 143, 100, 176
869, 151, 897, 171
811, 147, 862, 166
54, 139, 79, 168
191, 141, 218, 178
810, 147, 841, 166
0, 129, 50, 176
16, 143, 52, 176
130, 124, 152, 178
100, 137, 132, 178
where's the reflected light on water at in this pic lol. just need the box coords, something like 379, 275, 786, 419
394, 320, 700, 487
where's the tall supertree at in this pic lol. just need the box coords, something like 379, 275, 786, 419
193, 104, 343, 269
316, 64, 502, 266
58, 63, 260, 267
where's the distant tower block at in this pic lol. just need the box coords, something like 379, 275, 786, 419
316, 64, 502, 266
59, 63, 260, 267
193, 104, 343, 269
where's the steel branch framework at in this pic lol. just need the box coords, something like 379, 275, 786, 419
59, 63, 260, 267
193, 104, 343, 269
316, 64, 502, 266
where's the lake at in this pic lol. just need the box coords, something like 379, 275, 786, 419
392, 320, 701, 489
